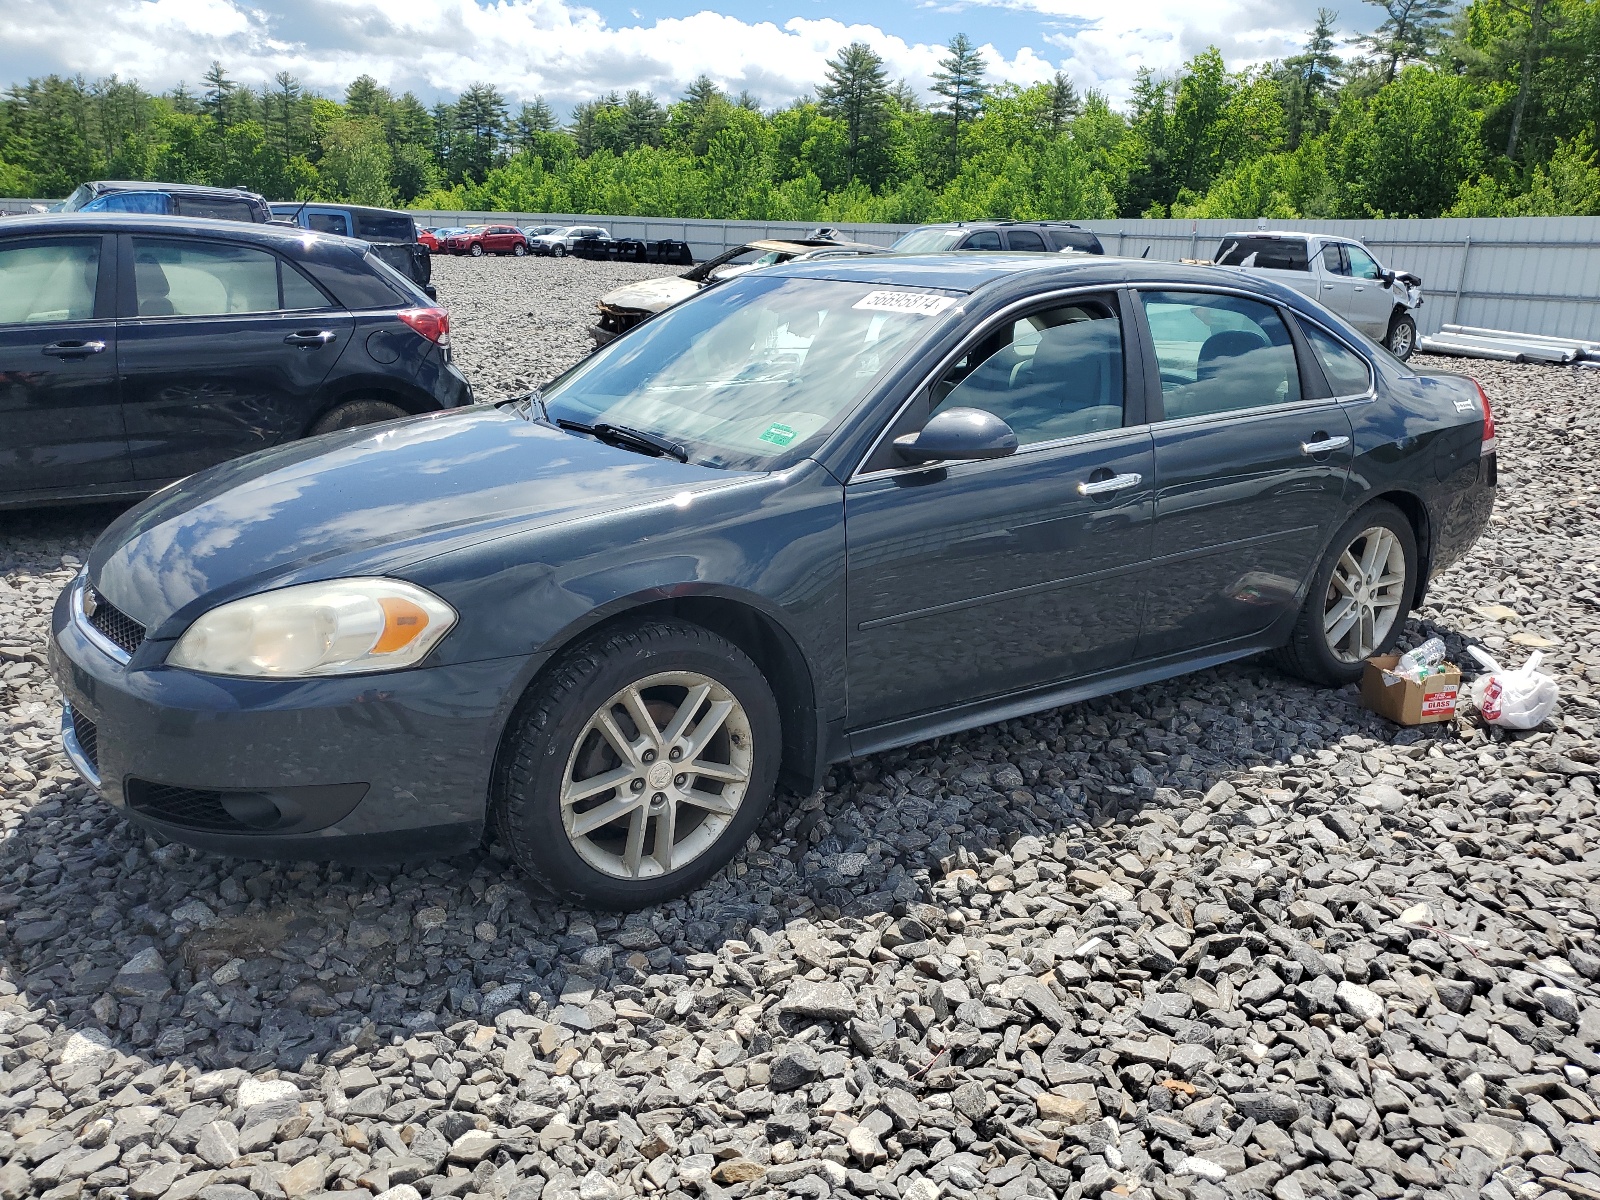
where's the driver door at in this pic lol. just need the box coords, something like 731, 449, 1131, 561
844, 291, 1155, 736
1343, 244, 1394, 337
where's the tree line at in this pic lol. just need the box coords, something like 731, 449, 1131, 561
1, 0, 1597, 222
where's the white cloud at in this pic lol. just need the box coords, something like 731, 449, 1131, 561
1, 0, 1362, 111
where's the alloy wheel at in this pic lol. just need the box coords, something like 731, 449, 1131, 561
1390, 321, 1414, 358
1322, 526, 1407, 662
559, 671, 753, 880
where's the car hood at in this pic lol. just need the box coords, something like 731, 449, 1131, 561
599, 276, 700, 314
89, 407, 741, 636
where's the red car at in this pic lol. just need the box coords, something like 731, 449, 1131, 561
417, 228, 442, 252
446, 225, 529, 257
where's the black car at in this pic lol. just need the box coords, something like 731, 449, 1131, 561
269, 203, 433, 293
0, 213, 470, 508
61, 181, 273, 223
892, 220, 1105, 254
51, 254, 1494, 909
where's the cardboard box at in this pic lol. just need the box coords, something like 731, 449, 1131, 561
1360, 654, 1461, 725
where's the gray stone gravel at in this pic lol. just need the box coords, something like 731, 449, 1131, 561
3, 335, 1599, 1200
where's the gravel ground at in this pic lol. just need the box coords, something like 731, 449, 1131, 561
3, 288, 1600, 1200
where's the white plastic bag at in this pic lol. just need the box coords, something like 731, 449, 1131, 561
1467, 647, 1560, 729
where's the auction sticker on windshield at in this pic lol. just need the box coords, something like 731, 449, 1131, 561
852, 291, 958, 317
759, 423, 798, 447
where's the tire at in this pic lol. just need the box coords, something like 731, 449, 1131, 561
513, 243, 527, 257
308, 398, 409, 436
492, 618, 781, 910
1385, 311, 1416, 361
1273, 501, 1418, 686
552, 243, 566, 257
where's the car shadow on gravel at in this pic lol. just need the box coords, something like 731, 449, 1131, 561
1, 593, 1479, 1093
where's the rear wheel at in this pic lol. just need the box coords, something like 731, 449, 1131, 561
1385, 311, 1416, 361
308, 398, 408, 436
492, 619, 780, 910
1273, 502, 1417, 686
513, 243, 527, 257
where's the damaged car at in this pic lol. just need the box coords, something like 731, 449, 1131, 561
590, 233, 886, 346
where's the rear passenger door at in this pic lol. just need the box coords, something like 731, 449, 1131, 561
1133, 288, 1354, 658
116, 235, 354, 481
0, 234, 128, 494
1004, 229, 1048, 252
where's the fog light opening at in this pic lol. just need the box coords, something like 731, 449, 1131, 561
219, 792, 283, 830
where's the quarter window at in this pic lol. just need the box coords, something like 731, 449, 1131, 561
930, 298, 1124, 445
131, 239, 294, 317
1141, 291, 1302, 418
0, 240, 100, 325
1300, 321, 1373, 396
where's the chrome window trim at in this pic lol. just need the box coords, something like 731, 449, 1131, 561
848, 283, 1126, 484
71, 576, 133, 665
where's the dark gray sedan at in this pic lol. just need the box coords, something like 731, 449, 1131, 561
51, 255, 1496, 909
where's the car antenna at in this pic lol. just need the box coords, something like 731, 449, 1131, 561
1141, 246, 1150, 258
291, 195, 312, 225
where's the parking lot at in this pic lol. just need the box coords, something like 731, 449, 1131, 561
2, 253, 1599, 1200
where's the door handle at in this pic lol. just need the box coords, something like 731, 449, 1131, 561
1301, 435, 1351, 455
284, 331, 336, 347
1077, 472, 1143, 497
42, 340, 107, 358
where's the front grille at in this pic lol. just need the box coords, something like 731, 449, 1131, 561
86, 590, 146, 656
126, 780, 249, 832
70, 708, 98, 772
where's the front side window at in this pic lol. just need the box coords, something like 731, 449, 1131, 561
1215, 236, 1309, 271
542, 275, 948, 470
930, 297, 1124, 445
961, 231, 1003, 251
1321, 243, 1350, 276
1007, 229, 1048, 252
132, 238, 284, 317
1300, 321, 1373, 396
0, 240, 100, 325
1346, 244, 1383, 281
1142, 290, 1302, 419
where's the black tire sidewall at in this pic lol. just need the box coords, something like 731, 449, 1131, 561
496, 623, 781, 909
308, 399, 408, 436
1304, 503, 1418, 683
1387, 313, 1416, 360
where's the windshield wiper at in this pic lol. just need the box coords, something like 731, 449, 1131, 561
555, 418, 688, 462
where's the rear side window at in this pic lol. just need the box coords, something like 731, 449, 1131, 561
961, 231, 1003, 251
306, 212, 352, 236
1321, 244, 1349, 276
1142, 291, 1302, 418
282, 262, 334, 310
1215, 236, 1309, 271
1007, 229, 1047, 252
0, 239, 101, 324
84, 192, 169, 215
170, 195, 260, 223
1300, 321, 1373, 396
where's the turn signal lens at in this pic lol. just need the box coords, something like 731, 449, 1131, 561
168, 578, 456, 678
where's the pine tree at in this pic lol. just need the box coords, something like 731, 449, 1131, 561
1283, 8, 1342, 146
270, 71, 303, 165
681, 76, 722, 120
515, 97, 556, 149
1048, 72, 1081, 136
931, 33, 988, 172
1358, 0, 1450, 82
201, 62, 235, 130
817, 42, 892, 184
622, 91, 667, 148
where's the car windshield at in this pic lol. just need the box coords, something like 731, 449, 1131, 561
541, 275, 954, 470
892, 228, 964, 253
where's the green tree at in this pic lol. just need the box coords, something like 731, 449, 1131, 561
931, 33, 989, 175
817, 42, 893, 185
1048, 72, 1081, 136
1359, 0, 1452, 81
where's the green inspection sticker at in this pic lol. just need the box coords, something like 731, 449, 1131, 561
758, 422, 798, 447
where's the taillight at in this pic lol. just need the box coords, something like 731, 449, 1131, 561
1474, 378, 1496, 455
398, 306, 450, 349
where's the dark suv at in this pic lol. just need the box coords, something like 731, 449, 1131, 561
61, 182, 272, 224
269, 203, 433, 293
0, 213, 471, 508
891, 220, 1104, 254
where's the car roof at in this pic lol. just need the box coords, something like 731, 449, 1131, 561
269, 202, 415, 219
1218, 230, 1355, 243
903, 220, 1086, 231
89, 180, 264, 199
0, 212, 363, 257
764, 251, 1322, 307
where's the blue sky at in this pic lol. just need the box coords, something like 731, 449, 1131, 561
3, 0, 1374, 112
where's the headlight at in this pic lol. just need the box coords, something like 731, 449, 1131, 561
168, 578, 456, 678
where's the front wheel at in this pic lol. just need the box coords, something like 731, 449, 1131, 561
1385, 311, 1416, 361
1273, 502, 1418, 686
552, 243, 566, 257
470, 243, 485, 258
492, 619, 781, 910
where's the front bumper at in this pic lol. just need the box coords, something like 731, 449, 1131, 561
50, 582, 537, 861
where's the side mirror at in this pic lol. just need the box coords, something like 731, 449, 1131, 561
1380, 269, 1395, 287
893, 407, 1018, 465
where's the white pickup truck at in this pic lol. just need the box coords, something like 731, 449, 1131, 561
1213, 232, 1424, 360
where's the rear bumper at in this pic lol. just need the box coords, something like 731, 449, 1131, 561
50, 583, 536, 862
